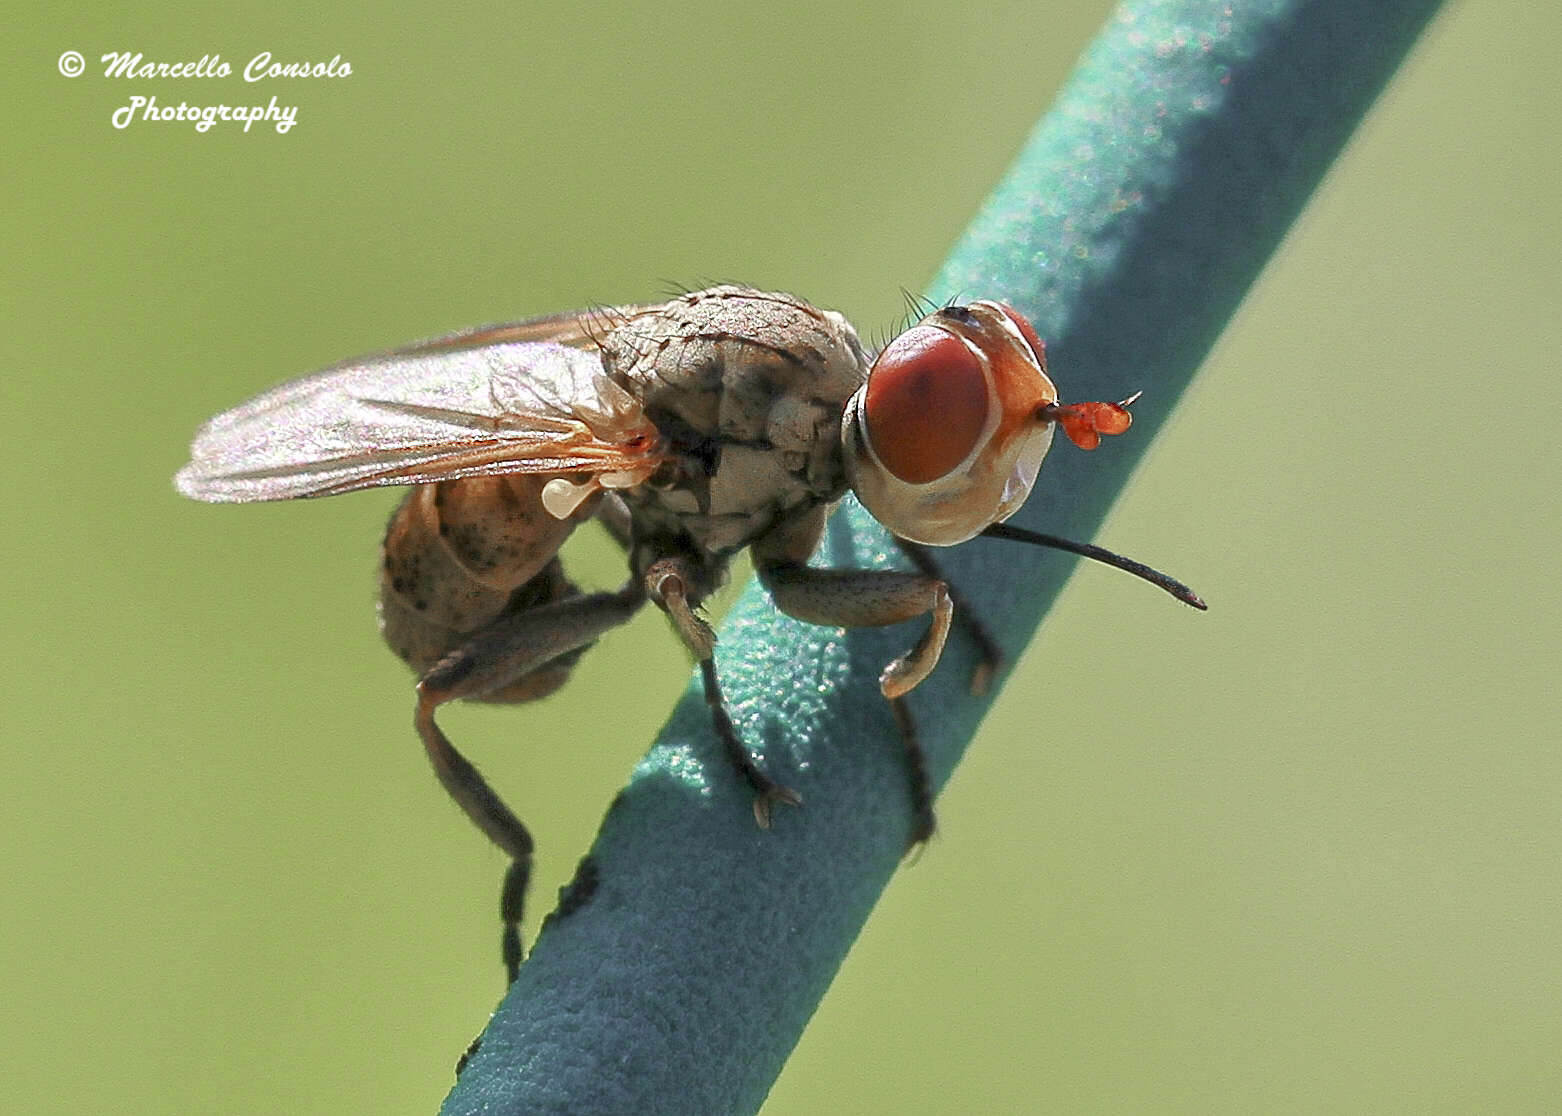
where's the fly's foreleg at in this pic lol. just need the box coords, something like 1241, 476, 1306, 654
889, 694, 936, 848
755, 560, 954, 849
757, 564, 952, 698
644, 555, 803, 828
415, 583, 645, 981
893, 538, 1003, 696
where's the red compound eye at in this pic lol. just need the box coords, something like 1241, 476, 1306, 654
863, 325, 991, 484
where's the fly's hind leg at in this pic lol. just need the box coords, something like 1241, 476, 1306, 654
414, 581, 646, 981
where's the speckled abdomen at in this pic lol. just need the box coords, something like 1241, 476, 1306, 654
378, 474, 590, 703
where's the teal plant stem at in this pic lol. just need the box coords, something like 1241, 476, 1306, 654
443, 2, 1444, 1112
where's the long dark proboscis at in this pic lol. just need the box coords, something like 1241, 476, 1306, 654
980, 522, 1207, 610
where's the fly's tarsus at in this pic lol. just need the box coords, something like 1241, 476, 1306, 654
698, 658, 802, 828
890, 696, 937, 851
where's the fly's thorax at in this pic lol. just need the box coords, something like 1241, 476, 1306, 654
378, 475, 588, 677
602, 286, 868, 558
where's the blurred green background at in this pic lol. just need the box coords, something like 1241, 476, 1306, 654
5, 2, 1559, 1112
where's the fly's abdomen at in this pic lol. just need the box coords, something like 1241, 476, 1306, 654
378, 474, 586, 703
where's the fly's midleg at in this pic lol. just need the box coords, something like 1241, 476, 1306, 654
643, 557, 716, 661
697, 659, 802, 829
641, 551, 801, 827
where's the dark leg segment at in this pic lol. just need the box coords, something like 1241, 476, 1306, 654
594, 493, 634, 552
890, 696, 937, 850
414, 695, 536, 981
699, 659, 802, 828
644, 553, 802, 827
758, 562, 952, 698
499, 861, 528, 982
415, 584, 645, 981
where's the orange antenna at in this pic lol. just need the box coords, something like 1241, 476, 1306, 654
1041, 391, 1141, 450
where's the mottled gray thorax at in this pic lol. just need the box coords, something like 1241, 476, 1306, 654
599, 286, 868, 563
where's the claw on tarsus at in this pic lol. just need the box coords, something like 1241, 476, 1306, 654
751, 782, 803, 829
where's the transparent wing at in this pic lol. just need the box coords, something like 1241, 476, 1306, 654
390, 302, 665, 355
175, 334, 667, 503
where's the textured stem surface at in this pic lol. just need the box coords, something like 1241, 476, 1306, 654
442, 2, 1445, 1112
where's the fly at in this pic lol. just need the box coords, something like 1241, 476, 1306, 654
175, 285, 1204, 981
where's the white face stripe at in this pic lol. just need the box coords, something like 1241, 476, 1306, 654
970, 300, 1036, 362
951, 330, 988, 364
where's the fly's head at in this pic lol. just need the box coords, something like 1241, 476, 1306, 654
840, 300, 1135, 546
